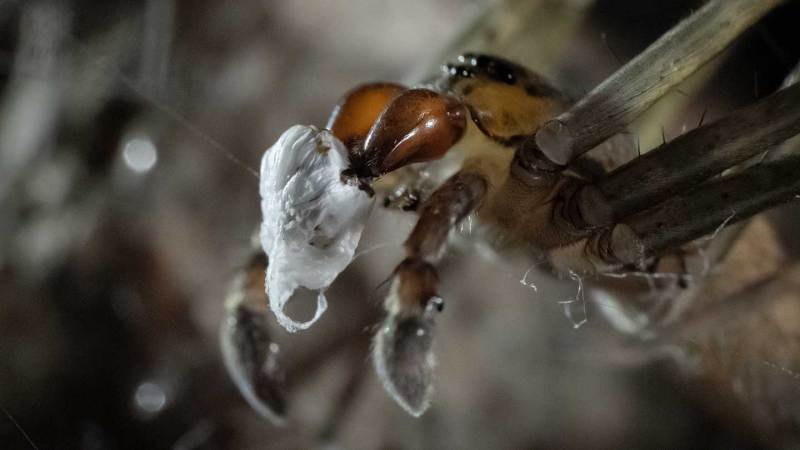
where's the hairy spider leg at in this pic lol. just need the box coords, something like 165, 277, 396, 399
373, 171, 487, 417
370, 55, 580, 416
220, 251, 287, 425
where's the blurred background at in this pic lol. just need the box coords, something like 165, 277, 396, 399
1, 0, 800, 448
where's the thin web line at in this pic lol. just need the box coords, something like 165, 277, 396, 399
1, 405, 38, 450
762, 359, 800, 381
66, 27, 260, 181
116, 77, 260, 181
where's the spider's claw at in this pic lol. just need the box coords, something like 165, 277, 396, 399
221, 304, 288, 425
373, 257, 442, 416
372, 310, 437, 417
221, 252, 287, 425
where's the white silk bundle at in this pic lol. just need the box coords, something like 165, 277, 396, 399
260, 125, 373, 332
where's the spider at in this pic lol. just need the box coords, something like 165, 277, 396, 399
221, 1, 800, 427
222, 52, 673, 420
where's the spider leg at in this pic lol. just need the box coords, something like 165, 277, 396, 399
372, 170, 487, 416
220, 250, 287, 425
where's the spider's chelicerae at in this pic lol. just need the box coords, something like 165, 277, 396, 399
221, 0, 800, 429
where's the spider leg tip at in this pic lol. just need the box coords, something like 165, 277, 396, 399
371, 313, 437, 417
220, 305, 288, 426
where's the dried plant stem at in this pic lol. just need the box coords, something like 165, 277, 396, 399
527, 0, 784, 166
591, 82, 800, 222
614, 155, 800, 263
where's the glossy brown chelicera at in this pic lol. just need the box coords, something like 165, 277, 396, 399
329, 53, 565, 183
330, 86, 467, 179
